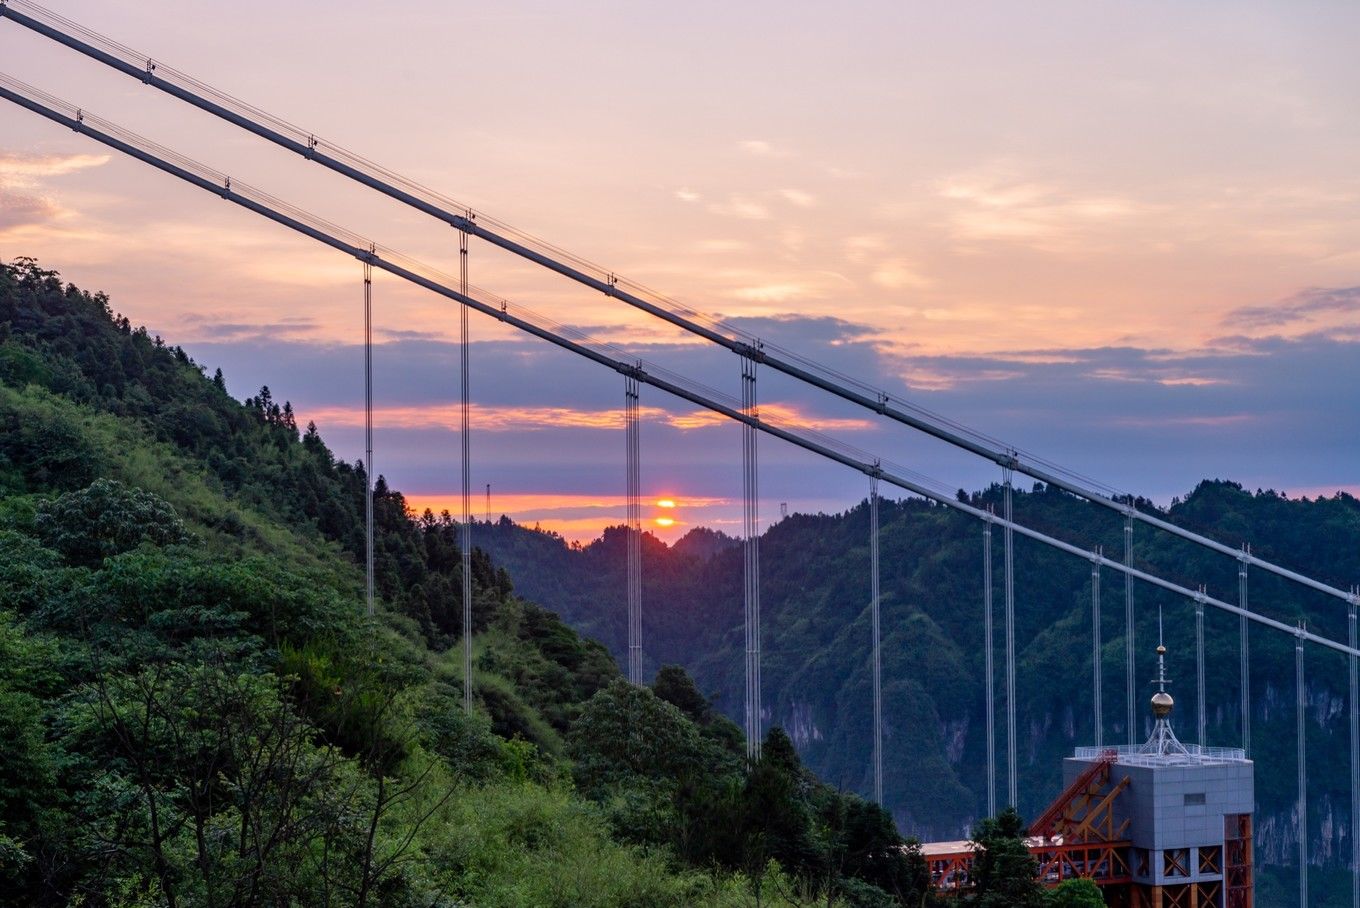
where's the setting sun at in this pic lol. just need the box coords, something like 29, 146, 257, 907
655, 516, 676, 528
657, 499, 676, 509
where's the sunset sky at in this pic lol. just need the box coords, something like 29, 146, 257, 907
2, 0, 1357, 541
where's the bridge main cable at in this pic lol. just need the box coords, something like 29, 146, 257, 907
5, 75, 1357, 666
2, 0, 1351, 608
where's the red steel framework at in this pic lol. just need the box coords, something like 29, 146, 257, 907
928, 751, 1134, 899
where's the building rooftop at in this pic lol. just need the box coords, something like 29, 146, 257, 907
1073, 743, 1249, 768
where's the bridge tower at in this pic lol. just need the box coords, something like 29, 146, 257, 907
1060, 639, 1255, 907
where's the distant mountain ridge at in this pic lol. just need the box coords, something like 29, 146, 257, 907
475, 476, 1360, 888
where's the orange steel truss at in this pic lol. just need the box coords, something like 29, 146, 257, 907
1130, 881, 1223, 907
1034, 841, 1132, 886
926, 851, 974, 892
1225, 814, 1253, 908
927, 837, 1133, 896
1030, 750, 1132, 845
930, 752, 1138, 898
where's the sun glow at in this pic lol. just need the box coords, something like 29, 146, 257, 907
655, 516, 676, 528
656, 499, 676, 508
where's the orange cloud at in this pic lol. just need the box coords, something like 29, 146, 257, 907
0, 152, 110, 185
663, 402, 874, 432
403, 491, 730, 543
303, 401, 875, 434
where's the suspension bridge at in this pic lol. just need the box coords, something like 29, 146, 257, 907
0, 1, 1356, 903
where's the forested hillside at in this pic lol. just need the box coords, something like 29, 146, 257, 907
475, 411, 1360, 900
0, 257, 953, 907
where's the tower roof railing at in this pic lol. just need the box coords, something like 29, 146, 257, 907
1074, 744, 1249, 767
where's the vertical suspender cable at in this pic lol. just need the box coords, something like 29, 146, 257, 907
984, 511, 996, 817
459, 224, 473, 713
1350, 590, 1358, 908
1126, 511, 1136, 744
1298, 625, 1309, 908
363, 257, 374, 618
742, 359, 751, 757
742, 355, 762, 760
1240, 549, 1251, 755
625, 374, 642, 684
1125, 511, 1136, 745
1003, 465, 1017, 808
1196, 589, 1207, 746
1092, 548, 1102, 748
870, 473, 882, 804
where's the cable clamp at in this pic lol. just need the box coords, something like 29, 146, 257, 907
876, 391, 889, 414
143, 59, 156, 83
735, 340, 768, 365
305, 134, 317, 159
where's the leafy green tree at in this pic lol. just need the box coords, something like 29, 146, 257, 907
0, 391, 98, 491
35, 478, 192, 565
653, 663, 710, 721
741, 728, 817, 895
570, 678, 706, 797
823, 795, 933, 905
1046, 878, 1105, 907
967, 807, 1044, 908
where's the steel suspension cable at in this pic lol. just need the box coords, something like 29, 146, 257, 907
1241, 550, 1251, 755
364, 259, 374, 618
1298, 627, 1309, 908
741, 356, 762, 760
625, 374, 642, 684
8, 77, 1360, 677
1126, 515, 1136, 745
1092, 548, 1102, 749
984, 512, 996, 817
1003, 466, 1017, 808
5, 0, 1353, 615
1351, 591, 1359, 908
870, 474, 883, 804
1196, 589, 1207, 746
460, 224, 473, 712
